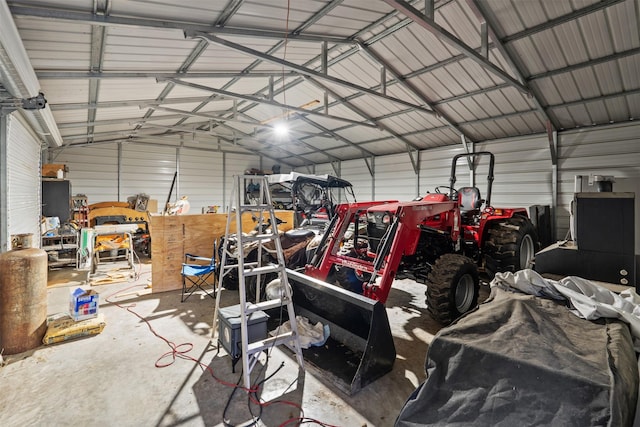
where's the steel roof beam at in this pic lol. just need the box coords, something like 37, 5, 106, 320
8, 5, 355, 45
383, 0, 529, 94
158, 78, 381, 129
57, 125, 302, 167
358, 43, 473, 143
56, 113, 189, 129
216, 0, 245, 27
49, 96, 234, 111
528, 47, 640, 81
50, 135, 292, 165
296, 115, 375, 158
86, 0, 110, 143
138, 123, 317, 166
547, 87, 640, 110
502, 0, 625, 43
185, 31, 436, 116
297, 0, 344, 32
37, 71, 299, 79
228, 119, 344, 164
304, 76, 423, 170
467, 0, 557, 164
147, 106, 335, 138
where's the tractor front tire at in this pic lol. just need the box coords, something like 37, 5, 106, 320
484, 216, 538, 278
334, 266, 365, 294
426, 254, 479, 325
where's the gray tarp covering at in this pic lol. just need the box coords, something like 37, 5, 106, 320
396, 286, 639, 426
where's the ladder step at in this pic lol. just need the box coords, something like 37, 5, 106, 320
242, 233, 279, 243
243, 264, 283, 277
247, 331, 296, 355
245, 299, 285, 313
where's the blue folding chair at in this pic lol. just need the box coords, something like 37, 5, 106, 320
181, 241, 217, 302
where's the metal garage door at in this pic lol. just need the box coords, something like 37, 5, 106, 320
6, 114, 42, 248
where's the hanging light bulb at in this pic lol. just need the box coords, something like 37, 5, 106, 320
273, 122, 289, 137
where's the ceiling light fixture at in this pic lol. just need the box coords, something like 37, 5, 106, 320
273, 122, 289, 137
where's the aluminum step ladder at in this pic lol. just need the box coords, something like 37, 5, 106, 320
212, 175, 304, 390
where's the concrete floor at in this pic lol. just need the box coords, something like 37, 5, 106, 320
0, 258, 490, 427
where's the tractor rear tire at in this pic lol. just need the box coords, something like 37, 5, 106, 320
425, 254, 479, 325
484, 215, 538, 278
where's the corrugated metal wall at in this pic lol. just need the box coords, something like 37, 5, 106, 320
54, 145, 118, 203
121, 144, 176, 212
374, 153, 418, 202
341, 158, 373, 201
419, 145, 469, 196
308, 133, 555, 207
476, 134, 553, 208
6, 114, 41, 248
55, 145, 259, 213
557, 122, 640, 251
179, 148, 224, 214
221, 153, 261, 211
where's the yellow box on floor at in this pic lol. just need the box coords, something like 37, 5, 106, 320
43, 313, 106, 345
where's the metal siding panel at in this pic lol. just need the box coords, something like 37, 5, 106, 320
607, 1, 640, 50
222, 153, 260, 210
341, 158, 373, 201
557, 122, 640, 245
121, 144, 177, 205
55, 145, 119, 203
476, 135, 553, 208
179, 148, 224, 214
6, 115, 41, 247
374, 153, 417, 201
419, 145, 468, 195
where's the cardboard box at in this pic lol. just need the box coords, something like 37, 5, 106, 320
42, 163, 67, 178
69, 288, 99, 321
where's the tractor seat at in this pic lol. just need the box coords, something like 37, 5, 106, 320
457, 187, 483, 214
283, 228, 316, 241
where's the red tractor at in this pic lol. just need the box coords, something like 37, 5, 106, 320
305, 152, 538, 324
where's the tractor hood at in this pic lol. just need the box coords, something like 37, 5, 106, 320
367, 193, 451, 214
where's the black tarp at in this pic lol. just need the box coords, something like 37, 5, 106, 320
396, 288, 639, 426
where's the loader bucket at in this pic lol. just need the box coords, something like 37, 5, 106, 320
284, 269, 396, 395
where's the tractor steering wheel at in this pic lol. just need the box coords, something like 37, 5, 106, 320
434, 186, 456, 195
